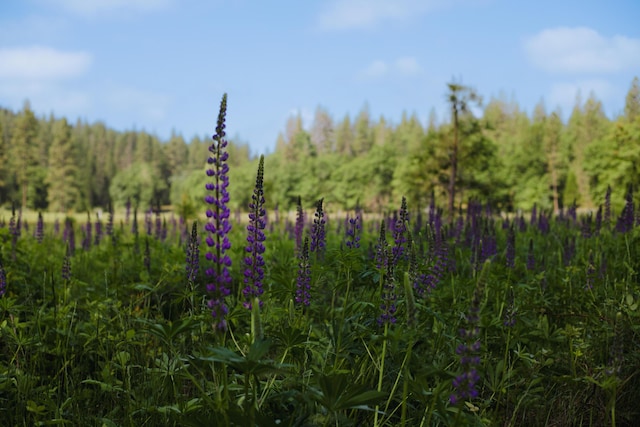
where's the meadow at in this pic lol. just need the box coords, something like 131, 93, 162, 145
1, 100, 639, 427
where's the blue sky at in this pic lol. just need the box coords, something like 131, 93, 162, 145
1, 0, 639, 154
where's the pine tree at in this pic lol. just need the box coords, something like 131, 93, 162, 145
10, 101, 39, 209
47, 118, 78, 212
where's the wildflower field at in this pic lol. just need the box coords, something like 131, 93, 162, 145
1, 97, 639, 427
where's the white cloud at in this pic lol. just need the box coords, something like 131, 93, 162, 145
525, 27, 640, 74
358, 57, 422, 80
40, 0, 172, 16
394, 57, 421, 75
317, 0, 439, 31
0, 46, 92, 80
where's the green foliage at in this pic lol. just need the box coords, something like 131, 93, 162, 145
109, 161, 168, 209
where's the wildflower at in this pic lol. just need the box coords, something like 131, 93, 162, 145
242, 155, 266, 309
186, 221, 200, 283
94, 213, 102, 246
392, 196, 409, 265
526, 238, 535, 271
63, 218, 75, 255
505, 224, 515, 269
415, 231, 447, 296
295, 196, 304, 256
0, 256, 6, 296
310, 198, 326, 256
503, 288, 517, 327
204, 93, 233, 331
345, 213, 361, 249
374, 221, 388, 269
450, 261, 487, 405
378, 248, 397, 326
36, 212, 44, 243
82, 214, 92, 251
615, 186, 634, 233
145, 208, 152, 236
62, 244, 72, 281
604, 185, 611, 227
295, 237, 311, 306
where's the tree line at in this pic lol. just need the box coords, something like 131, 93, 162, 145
0, 77, 638, 216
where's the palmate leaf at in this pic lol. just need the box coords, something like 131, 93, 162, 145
198, 339, 290, 376
310, 372, 386, 413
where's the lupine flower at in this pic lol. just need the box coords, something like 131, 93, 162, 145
450, 262, 487, 405
392, 196, 409, 265
94, 214, 102, 246
63, 218, 75, 255
186, 221, 200, 283
132, 208, 140, 254
295, 196, 304, 256
62, 244, 72, 281
374, 221, 388, 269
0, 256, 6, 296
204, 93, 233, 331
54, 218, 60, 236
503, 288, 517, 327
36, 212, 44, 243
106, 204, 114, 240
144, 238, 151, 275
145, 208, 152, 236
378, 247, 397, 326
82, 214, 92, 251
526, 238, 535, 271
415, 233, 447, 296
563, 236, 575, 266
155, 206, 162, 240
615, 186, 634, 233
9, 207, 18, 260
505, 224, 515, 269
345, 213, 361, 249
295, 237, 311, 307
310, 198, 326, 256
594, 205, 603, 235
242, 155, 266, 309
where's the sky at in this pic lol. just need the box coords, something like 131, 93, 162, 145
1, 0, 639, 155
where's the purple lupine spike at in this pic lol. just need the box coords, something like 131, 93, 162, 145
415, 232, 447, 296
594, 205, 603, 235
144, 238, 151, 274
374, 221, 388, 269
378, 247, 397, 326
204, 93, 233, 332
345, 212, 361, 249
563, 236, 576, 266
242, 155, 266, 309
0, 256, 6, 296
604, 185, 612, 227
505, 224, 515, 269
615, 186, 634, 233
310, 198, 326, 256
54, 218, 60, 236
295, 196, 304, 256
526, 238, 535, 271
62, 244, 72, 281
295, 236, 311, 307
94, 213, 102, 246
450, 263, 486, 405
145, 208, 152, 236
186, 221, 200, 283
155, 206, 162, 240
36, 212, 44, 243
63, 218, 75, 255
392, 196, 409, 265
503, 288, 517, 327
106, 205, 114, 240
82, 213, 91, 251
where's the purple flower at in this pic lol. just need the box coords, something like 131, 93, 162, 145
295, 237, 311, 307
62, 244, 72, 281
526, 238, 535, 271
415, 233, 447, 296
615, 186, 634, 233
295, 196, 304, 256
186, 221, 200, 283
604, 185, 612, 227
505, 224, 515, 269
0, 256, 7, 296
392, 196, 409, 265
450, 267, 485, 404
36, 212, 44, 243
374, 221, 388, 269
63, 218, 75, 255
94, 214, 102, 246
204, 94, 233, 331
310, 198, 326, 256
242, 155, 266, 309
345, 213, 361, 249
378, 247, 397, 326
